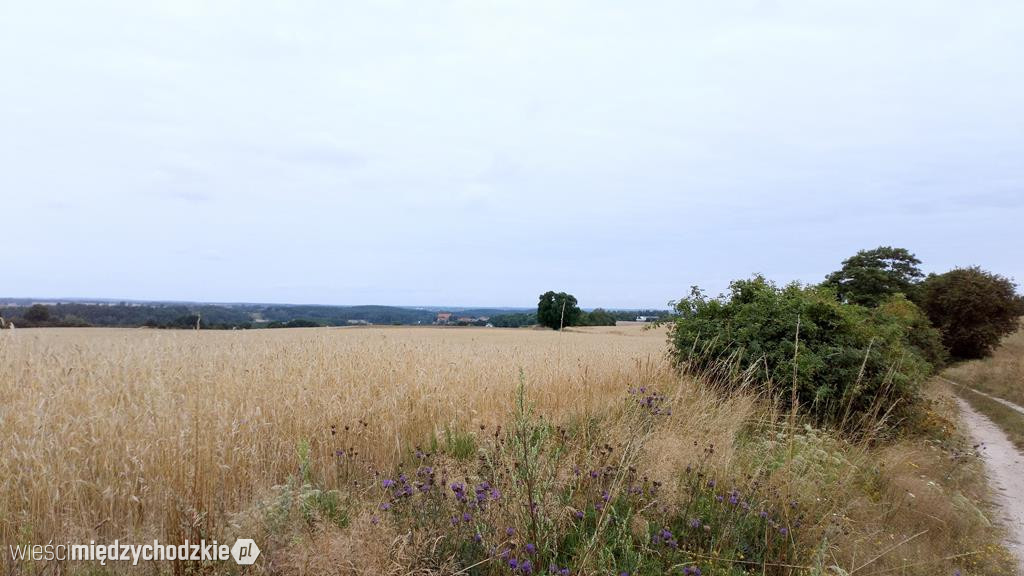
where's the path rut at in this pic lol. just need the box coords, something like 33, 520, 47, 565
953, 393, 1024, 573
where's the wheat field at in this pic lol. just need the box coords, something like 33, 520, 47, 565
2, 324, 1015, 575
0, 325, 672, 549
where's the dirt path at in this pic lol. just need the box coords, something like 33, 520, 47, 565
940, 376, 1024, 417
964, 385, 1024, 416
955, 395, 1024, 573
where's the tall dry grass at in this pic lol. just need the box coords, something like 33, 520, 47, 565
0, 325, 669, 548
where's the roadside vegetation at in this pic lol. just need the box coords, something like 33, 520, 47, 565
668, 278, 940, 432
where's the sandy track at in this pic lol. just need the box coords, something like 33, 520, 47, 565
956, 396, 1024, 573
940, 376, 1024, 417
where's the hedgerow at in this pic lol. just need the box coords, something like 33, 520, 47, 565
667, 276, 940, 431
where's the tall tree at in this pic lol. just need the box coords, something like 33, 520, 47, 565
823, 246, 923, 306
537, 291, 581, 330
919, 267, 1020, 359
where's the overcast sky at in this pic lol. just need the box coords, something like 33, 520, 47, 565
1, 1, 1021, 308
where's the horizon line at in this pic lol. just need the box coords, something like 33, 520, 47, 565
0, 296, 671, 311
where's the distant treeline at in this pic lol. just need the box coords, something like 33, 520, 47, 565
0, 303, 256, 329
488, 308, 667, 328
0, 301, 666, 330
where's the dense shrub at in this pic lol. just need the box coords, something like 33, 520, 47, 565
920, 267, 1020, 359
875, 295, 947, 369
668, 276, 937, 429
578, 308, 617, 326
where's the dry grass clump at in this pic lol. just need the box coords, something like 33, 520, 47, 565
791, 381, 1016, 575
275, 512, 408, 576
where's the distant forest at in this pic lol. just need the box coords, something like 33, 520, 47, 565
488, 309, 667, 328
0, 300, 668, 330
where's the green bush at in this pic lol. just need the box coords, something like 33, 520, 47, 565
875, 295, 947, 369
919, 267, 1020, 359
667, 276, 937, 430
578, 308, 617, 327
